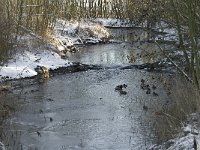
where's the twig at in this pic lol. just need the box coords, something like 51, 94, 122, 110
154, 41, 193, 83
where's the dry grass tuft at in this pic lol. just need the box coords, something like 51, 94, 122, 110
152, 74, 200, 144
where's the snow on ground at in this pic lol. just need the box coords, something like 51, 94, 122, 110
0, 49, 71, 80
151, 128, 199, 150
49, 19, 111, 52
0, 19, 111, 81
0, 18, 179, 81
150, 133, 197, 150
94, 18, 179, 42
150, 113, 200, 150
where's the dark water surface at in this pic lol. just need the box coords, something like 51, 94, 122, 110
3, 69, 170, 150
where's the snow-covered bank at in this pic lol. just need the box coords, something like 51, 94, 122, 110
0, 49, 71, 80
94, 18, 179, 42
48, 19, 111, 53
0, 19, 112, 81
0, 18, 179, 81
151, 127, 199, 150
151, 113, 200, 150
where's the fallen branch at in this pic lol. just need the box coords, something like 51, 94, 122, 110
154, 41, 193, 83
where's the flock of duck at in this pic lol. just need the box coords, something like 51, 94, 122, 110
115, 84, 128, 95
114, 78, 159, 111
140, 79, 158, 96
140, 79, 159, 111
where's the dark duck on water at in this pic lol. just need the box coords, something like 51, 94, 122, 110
140, 79, 150, 90
115, 84, 128, 95
115, 84, 127, 91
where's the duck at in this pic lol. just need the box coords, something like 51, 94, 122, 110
115, 84, 127, 91
115, 85, 123, 91
115, 84, 128, 96
36, 131, 41, 137
122, 84, 127, 88
119, 90, 127, 95
146, 88, 151, 94
141, 79, 145, 83
140, 79, 150, 90
194, 136, 197, 150
50, 117, 53, 122
152, 92, 158, 96
143, 105, 148, 111
152, 85, 157, 90
141, 83, 150, 90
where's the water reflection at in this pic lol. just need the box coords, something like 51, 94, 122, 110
67, 28, 174, 66
68, 44, 128, 65
68, 42, 173, 66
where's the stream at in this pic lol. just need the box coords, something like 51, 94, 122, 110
1, 28, 176, 150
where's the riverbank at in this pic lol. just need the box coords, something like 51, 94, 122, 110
0, 19, 112, 81
0, 18, 177, 82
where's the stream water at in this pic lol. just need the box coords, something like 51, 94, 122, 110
1, 28, 175, 150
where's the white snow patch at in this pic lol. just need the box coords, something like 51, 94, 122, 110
0, 19, 112, 80
0, 50, 71, 80
166, 133, 198, 150
94, 18, 179, 42
151, 113, 200, 150
52, 19, 111, 47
